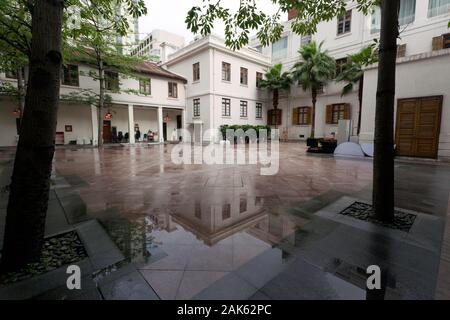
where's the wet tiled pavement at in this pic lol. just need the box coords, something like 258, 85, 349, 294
1, 143, 450, 299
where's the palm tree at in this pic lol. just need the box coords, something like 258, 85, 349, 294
258, 63, 292, 128
292, 41, 335, 138
336, 45, 377, 135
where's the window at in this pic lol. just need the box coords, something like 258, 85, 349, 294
398, 0, 416, 25
335, 58, 348, 78
222, 98, 231, 117
195, 201, 201, 219
268, 109, 282, 126
222, 203, 231, 220
193, 62, 200, 81
293, 107, 311, 125
239, 198, 247, 213
256, 103, 263, 119
193, 98, 200, 117
222, 62, 231, 81
240, 67, 248, 85
272, 36, 288, 60
256, 72, 263, 88
397, 44, 407, 58
445, 33, 450, 49
428, 0, 450, 18
139, 78, 151, 94
337, 10, 352, 35
301, 35, 312, 46
370, 8, 381, 33
372, 0, 416, 32
240, 101, 248, 118
168, 82, 178, 98
326, 104, 350, 124
105, 71, 119, 91
432, 34, 450, 50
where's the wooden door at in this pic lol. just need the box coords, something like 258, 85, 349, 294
103, 120, 112, 143
163, 122, 167, 141
396, 96, 442, 158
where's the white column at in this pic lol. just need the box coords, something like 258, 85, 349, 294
158, 106, 164, 143
128, 104, 135, 144
182, 108, 187, 142
90, 104, 98, 146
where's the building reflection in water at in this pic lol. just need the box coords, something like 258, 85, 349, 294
99, 192, 305, 265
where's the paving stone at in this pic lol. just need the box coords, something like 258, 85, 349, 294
0, 258, 93, 300
234, 247, 286, 289
76, 220, 125, 271
193, 272, 258, 300
98, 264, 159, 300
33, 275, 100, 300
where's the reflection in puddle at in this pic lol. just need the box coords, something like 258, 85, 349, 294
99, 194, 298, 267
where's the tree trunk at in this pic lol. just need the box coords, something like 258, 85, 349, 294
357, 75, 364, 135
17, 67, 26, 121
311, 89, 317, 138
273, 88, 279, 109
373, 0, 399, 223
97, 59, 105, 147
1, 0, 63, 272
273, 88, 279, 129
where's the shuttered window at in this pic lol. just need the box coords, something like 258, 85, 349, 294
335, 58, 348, 78
326, 104, 351, 124
397, 44, 407, 58
292, 107, 311, 125
432, 33, 450, 51
268, 109, 282, 126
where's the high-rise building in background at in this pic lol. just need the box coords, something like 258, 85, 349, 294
115, 2, 140, 54
131, 30, 185, 62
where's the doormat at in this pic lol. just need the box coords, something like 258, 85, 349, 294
339, 202, 416, 232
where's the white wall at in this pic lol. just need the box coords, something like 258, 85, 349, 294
133, 108, 158, 137
56, 103, 93, 144
166, 36, 271, 138
360, 51, 450, 159
59, 64, 186, 109
0, 98, 19, 147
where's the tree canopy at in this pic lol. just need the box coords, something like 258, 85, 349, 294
291, 41, 335, 93
186, 0, 380, 50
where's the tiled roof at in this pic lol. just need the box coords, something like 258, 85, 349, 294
134, 61, 187, 83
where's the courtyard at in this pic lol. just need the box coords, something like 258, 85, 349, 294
1, 143, 449, 300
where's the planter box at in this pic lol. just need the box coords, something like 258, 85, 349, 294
306, 138, 319, 148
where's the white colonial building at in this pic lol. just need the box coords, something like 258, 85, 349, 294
1, 0, 449, 160
0, 61, 187, 146
249, 0, 450, 160
164, 35, 271, 142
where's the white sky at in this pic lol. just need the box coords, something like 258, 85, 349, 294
139, 0, 285, 42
